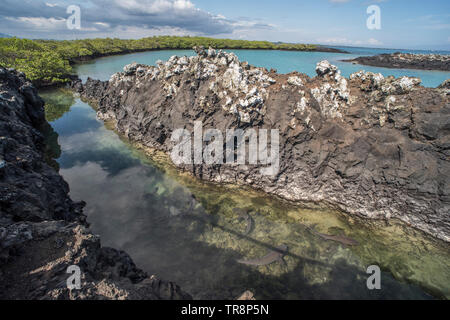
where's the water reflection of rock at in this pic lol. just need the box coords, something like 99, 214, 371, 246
40, 88, 75, 122
40, 121, 61, 171
38, 88, 76, 171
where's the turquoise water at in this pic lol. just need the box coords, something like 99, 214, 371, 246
75, 48, 450, 87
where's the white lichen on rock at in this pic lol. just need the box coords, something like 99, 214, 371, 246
108, 52, 424, 128
310, 60, 350, 119
381, 76, 421, 95
287, 76, 304, 87
316, 60, 338, 77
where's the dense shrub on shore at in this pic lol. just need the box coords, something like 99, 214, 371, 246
0, 38, 72, 86
0, 36, 317, 86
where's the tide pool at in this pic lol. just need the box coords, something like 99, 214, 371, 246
37, 88, 450, 300
74, 48, 450, 87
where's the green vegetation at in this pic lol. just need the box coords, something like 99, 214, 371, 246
0, 36, 317, 86
0, 38, 72, 86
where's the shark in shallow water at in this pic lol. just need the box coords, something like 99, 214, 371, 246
237, 245, 288, 266
307, 226, 359, 246
315, 232, 359, 246
233, 208, 254, 235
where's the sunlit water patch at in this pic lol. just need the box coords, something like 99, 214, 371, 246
40, 88, 450, 299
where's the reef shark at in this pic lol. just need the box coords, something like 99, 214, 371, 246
233, 208, 254, 235
237, 245, 288, 266
307, 226, 359, 246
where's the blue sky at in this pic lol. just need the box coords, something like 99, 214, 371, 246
1, 0, 449, 50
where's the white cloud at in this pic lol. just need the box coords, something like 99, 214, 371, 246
173, 0, 195, 10
0, 0, 276, 39
6, 16, 66, 31
0, 0, 222, 36
115, 0, 195, 14
317, 37, 383, 46
94, 22, 110, 28
368, 38, 383, 45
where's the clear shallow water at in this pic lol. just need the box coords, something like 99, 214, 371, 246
39, 88, 450, 300
74, 48, 450, 87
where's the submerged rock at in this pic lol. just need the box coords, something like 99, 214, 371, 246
0, 67, 191, 300
76, 50, 450, 243
237, 290, 256, 300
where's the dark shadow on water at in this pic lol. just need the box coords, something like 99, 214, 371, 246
114, 193, 434, 300
182, 211, 332, 270
40, 121, 61, 171
58, 147, 142, 177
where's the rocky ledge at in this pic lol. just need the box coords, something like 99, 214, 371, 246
0, 67, 191, 300
74, 46, 450, 243
343, 52, 450, 71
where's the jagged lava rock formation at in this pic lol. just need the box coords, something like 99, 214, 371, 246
75, 46, 450, 242
0, 67, 191, 300
343, 52, 450, 71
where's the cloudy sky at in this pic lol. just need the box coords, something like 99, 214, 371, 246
1, 0, 449, 50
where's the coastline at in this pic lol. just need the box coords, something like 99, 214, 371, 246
73, 47, 450, 243
0, 36, 348, 90
69, 45, 348, 64
36, 46, 348, 89
342, 52, 450, 72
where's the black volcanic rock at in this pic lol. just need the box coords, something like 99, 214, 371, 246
0, 67, 191, 300
77, 47, 450, 243
343, 52, 450, 71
